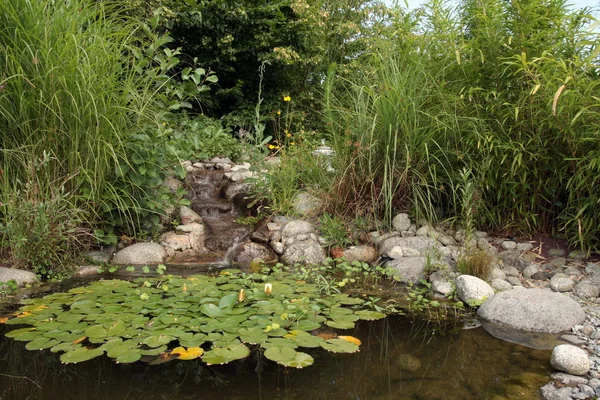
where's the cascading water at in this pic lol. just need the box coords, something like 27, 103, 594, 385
185, 169, 252, 264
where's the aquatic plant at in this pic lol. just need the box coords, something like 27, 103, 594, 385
1, 270, 384, 368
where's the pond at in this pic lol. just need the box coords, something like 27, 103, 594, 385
0, 313, 551, 400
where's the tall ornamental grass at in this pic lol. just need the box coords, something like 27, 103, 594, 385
0, 0, 162, 275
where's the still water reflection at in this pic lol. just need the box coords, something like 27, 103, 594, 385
0, 314, 550, 400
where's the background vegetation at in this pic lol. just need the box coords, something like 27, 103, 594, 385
1, 0, 599, 278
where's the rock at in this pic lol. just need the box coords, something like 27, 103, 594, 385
491, 279, 513, 292
548, 257, 568, 269
560, 334, 588, 346
550, 372, 589, 386
548, 248, 566, 257
532, 271, 551, 281
340, 245, 377, 264
162, 177, 183, 194
550, 274, 576, 292
112, 242, 166, 265
385, 246, 421, 259
392, 213, 411, 232
573, 281, 600, 299
415, 226, 429, 236
85, 249, 112, 264
432, 280, 453, 295
569, 250, 587, 260
224, 182, 252, 201
233, 242, 278, 267
474, 231, 488, 238
503, 266, 521, 277
477, 289, 585, 333
540, 382, 574, 400
180, 206, 203, 225
210, 156, 232, 164
293, 192, 323, 216
384, 257, 427, 284
161, 232, 191, 252
73, 265, 102, 278
281, 220, 316, 242
501, 240, 517, 250
378, 236, 440, 257
490, 268, 507, 281
498, 249, 529, 271
455, 275, 494, 306
281, 239, 326, 265
477, 238, 491, 250
270, 241, 284, 255
523, 264, 540, 279
585, 263, 600, 276
0, 267, 38, 286
393, 354, 421, 372
517, 243, 534, 252
438, 235, 457, 247
551, 345, 590, 375
564, 267, 583, 277
506, 276, 522, 286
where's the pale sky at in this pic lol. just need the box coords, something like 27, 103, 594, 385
390, 0, 599, 11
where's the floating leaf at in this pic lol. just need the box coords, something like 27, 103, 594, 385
337, 336, 362, 346
354, 310, 386, 320
202, 344, 250, 365
321, 338, 359, 353
61, 347, 105, 364
325, 320, 355, 329
264, 346, 296, 362
4, 327, 35, 338
200, 303, 224, 318
171, 346, 204, 360
262, 338, 298, 349
143, 335, 173, 348
238, 327, 268, 344
116, 350, 141, 364
26, 337, 59, 350
85, 325, 108, 339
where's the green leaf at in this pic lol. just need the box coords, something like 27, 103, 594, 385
200, 303, 224, 317
354, 310, 386, 320
321, 338, 359, 353
61, 347, 105, 364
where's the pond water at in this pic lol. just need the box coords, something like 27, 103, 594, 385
0, 310, 550, 400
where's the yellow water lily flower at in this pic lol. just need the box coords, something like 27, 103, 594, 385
264, 283, 273, 295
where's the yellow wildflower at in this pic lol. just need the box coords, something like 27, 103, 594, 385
268, 144, 275, 149
283, 95, 291, 102
277, 110, 281, 115
285, 131, 292, 137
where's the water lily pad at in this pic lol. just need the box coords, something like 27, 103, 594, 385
139, 345, 167, 356
143, 335, 173, 348
106, 341, 137, 358
85, 325, 108, 339
262, 338, 298, 349
326, 320, 355, 329
285, 331, 324, 348
238, 327, 268, 344
12, 330, 45, 342
337, 335, 362, 346
218, 293, 238, 309
50, 342, 82, 353
107, 320, 127, 336
291, 320, 321, 332
5, 327, 35, 338
116, 350, 141, 364
61, 347, 105, 363
200, 303, 224, 318
25, 337, 59, 350
202, 344, 250, 365
160, 315, 191, 325
321, 338, 360, 353
332, 294, 365, 305
264, 346, 296, 362
354, 310, 386, 320
170, 346, 204, 360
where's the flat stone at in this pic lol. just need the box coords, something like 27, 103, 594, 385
112, 242, 166, 265
438, 235, 457, 246
560, 334, 588, 346
0, 267, 38, 286
549, 372, 588, 385
551, 344, 590, 375
455, 275, 494, 306
385, 257, 427, 284
477, 289, 585, 333
270, 241, 284, 255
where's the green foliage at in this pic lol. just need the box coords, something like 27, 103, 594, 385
318, 213, 355, 248
406, 279, 465, 320
0, 280, 19, 297
2, 269, 383, 367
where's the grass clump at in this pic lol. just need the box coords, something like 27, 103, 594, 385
456, 251, 495, 282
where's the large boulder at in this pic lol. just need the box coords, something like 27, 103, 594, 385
292, 192, 323, 216
112, 242, 166, 265
233, 242, 278, 267
339, 245, 377, 264
281, 220, 316, 242
551, 344, 590, 375
455, 275, 494, 306
384, 257, 426, 284
477, 289, 585, 333
0, 267, 38, 286
378, 236, 440, 257
281, 239, 326, 266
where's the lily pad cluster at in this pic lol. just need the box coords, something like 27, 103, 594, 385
1, 270, 385, 368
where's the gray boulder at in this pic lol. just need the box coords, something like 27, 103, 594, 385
112, 242, 166, 265
384, 257, 426, 284
477, 289, 585, 333
540, 382, 575, 400
233, 242, 278, 267
550, 274, 576, 292
281, 220, 316, 242
455, 275, 494, 306
293, 192, 323, 216
281, 239, 326, 265
379, 236, 440, 257
392, 213, 411, 232
574, 281, 600, 299
491, 279, 513, 292
551, 344, 590, 375
0, 267, 38, 286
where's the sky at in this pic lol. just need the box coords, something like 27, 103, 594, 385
390, 0, 599, 11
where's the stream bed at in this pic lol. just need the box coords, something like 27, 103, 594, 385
0, 309, 550, 400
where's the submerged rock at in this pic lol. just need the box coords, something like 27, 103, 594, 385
112, 242, 166, 265
394, 354, 421, 372
477, 289, 585, 333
